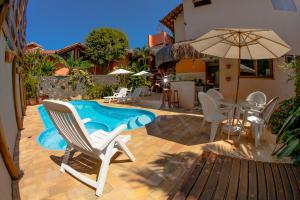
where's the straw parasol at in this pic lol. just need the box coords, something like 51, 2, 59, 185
155, 41, 203, 67
190, 28, 291, 102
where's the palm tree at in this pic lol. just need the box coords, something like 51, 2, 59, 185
132, 46, 151, 69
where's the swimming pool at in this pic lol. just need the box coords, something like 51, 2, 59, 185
37, 100, 156, 150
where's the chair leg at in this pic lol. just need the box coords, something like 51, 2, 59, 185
117, 139, 135, 161
210, 122, 219, 142
60, 145, 73, 173
254, 124, 260, 147
95, 154, 111, 197
200, 119, 206, 132
255, 124, 264, 147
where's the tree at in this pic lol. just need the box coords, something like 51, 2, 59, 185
85, 28, 129, 72
58, 54, 93, 90
132, 46, 151, 68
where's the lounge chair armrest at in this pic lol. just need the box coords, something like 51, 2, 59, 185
81, 118, 92, 124
92, 129, 109, 136
93, 124, 127, 151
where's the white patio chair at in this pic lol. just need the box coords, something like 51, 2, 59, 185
104, 88, 128, 103
246, 97, 278, 147
198, 92, 228, 142
43, 100, 135, 197
246, 91, 267, 106
207, 88, 224, 101
120, 87, 143, 103
141, 86, 151, 96
207, 88, 233, 115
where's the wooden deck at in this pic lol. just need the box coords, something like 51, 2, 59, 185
169, 152, 300, 200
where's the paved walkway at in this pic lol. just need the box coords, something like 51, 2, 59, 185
16, 100, 288, 199
170, 152, 300, 200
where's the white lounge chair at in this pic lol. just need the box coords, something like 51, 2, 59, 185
198, 92, 228, 142
104, 88, 128, 103
120, 87, 143, 103
246, 97, 278, 147
43, 100, 135, 197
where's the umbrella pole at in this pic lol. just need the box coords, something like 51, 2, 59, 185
235, 58, 241, 103
232, 40, 241, 125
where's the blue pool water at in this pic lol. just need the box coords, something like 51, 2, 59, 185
37, 100, 156, 150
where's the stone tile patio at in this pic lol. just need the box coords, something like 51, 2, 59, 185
15, 100, 288, 200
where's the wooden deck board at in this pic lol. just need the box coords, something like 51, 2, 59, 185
170, 152, 300, 200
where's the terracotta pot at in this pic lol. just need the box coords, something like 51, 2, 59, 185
5, 51, 15, 63
37, 98, 43, 104
29, 98, 37, 106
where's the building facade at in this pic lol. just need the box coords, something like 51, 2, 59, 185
160, 0, 300, 101
0, 0, 28, 199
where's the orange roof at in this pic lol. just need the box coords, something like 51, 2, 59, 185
160, 4, 183, 33
54, 67, 69, 76
56, 43, 86, 54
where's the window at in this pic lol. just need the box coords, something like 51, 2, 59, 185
271, 0, 297, 12
193, 0, 211, 7
240, 59, 273, 78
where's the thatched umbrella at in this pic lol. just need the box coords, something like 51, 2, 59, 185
155, 41, 203, 67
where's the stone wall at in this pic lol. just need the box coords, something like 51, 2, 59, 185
39, 75, 118, 99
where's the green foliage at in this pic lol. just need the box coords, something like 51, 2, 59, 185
23, 50, 56, 76
123, 46, 151, 89
270, 97, 300, 134
24, 73, 38, 99
58, 54, 93, 90
22, 50, 57, 99
131, 46, 151, 67
86, 84, 114, 99
85, 28, 129, 68
270, 57, 300, 134
271, 57, 300, 163
273, 107, 300, 163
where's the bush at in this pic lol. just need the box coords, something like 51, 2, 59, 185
86, 84, 113, 99
25, 74, 38, 99
273, 107, 300, 164
270, 97, 300, 134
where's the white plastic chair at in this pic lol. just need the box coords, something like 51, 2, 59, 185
43, 100, 135, 197
246, 91, 267, 106
207, 88, 233, 115
246, 97, 278, 147
198, 92, 228, 142
207, 88, 224, 101
104, 88, 128, 103
121, 87, 143, 103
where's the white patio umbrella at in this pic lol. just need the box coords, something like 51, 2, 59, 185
108, 68, 133, 86
132, 71, 153, 77
190, 28, 291, 102
108, 68, 133, 75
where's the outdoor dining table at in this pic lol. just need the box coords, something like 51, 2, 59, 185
216, 98, 256, 138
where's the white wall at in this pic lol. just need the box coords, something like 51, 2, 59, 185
180, 0, 300, 54
0, 155, 12, 200
174, 13, 186, 42
219, 58, 295, 101
0, 33, 19, 155
0, 32, 19, 200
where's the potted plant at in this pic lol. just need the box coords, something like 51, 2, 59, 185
25, 74, 38, 105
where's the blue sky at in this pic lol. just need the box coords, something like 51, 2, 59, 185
26, 0, 181, 50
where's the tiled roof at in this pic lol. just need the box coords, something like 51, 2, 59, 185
56, 43, 86, 54
160, 3, 183, 33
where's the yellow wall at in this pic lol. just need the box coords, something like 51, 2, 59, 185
176, 59, 205, 73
